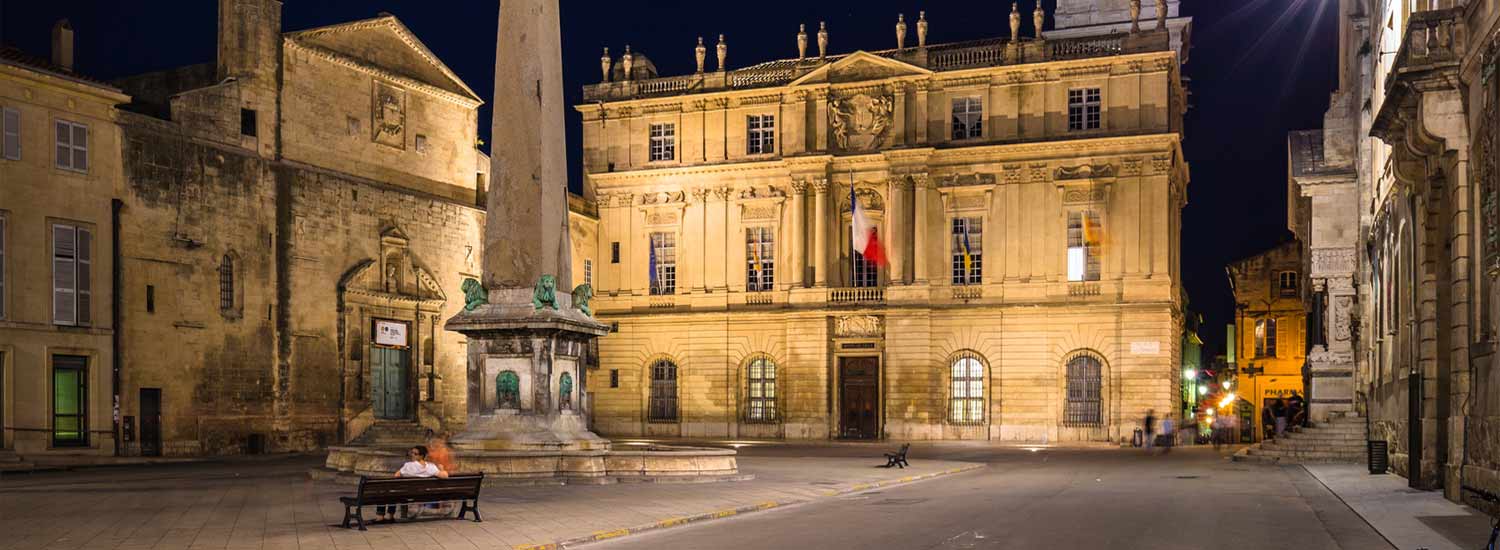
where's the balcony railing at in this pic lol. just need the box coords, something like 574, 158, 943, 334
583, 30, 1168, 102
830, 287, 885, 304
952, 286, 983, 301
1384, 7, 1465, 95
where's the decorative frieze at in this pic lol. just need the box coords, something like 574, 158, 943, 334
830, 92, 895, 151
834, 315, 883, 337
1029, 163, 1050, 183
640, 190, 688, 205
1061, 187, 1108, 204
1054, 163, 1117, 180
936, 173, 997, 188
1310, 247, 1357, 275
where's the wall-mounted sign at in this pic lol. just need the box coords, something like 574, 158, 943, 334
1130, 341, 1161, 356
374, 320, 408, 347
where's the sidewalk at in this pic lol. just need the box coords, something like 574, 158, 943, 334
0, 451, 982, 550
1305, 463, 1492, 550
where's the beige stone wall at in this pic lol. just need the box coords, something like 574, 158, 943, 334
0, 61, 130, 455
1228, 242, 1307, 439
576, 43, 1188, 442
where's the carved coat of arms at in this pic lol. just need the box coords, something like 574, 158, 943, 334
372, 81, 407, 148
830, 93, 894, 151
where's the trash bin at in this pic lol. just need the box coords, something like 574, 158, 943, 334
1368, 440, 1389, 474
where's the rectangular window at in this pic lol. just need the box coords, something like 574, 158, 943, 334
240, 108, 257, 137
649, 232, 676, 295
951, 217, 983, 285
747, 114, 776, 155
951, 97, 983, 140
55, 120, 88, 172
1255, 318, 1279, 358
853, 251, 878, 288
1067, 88, 1102, 131
609, 369, 619, 389
52, 355, 88, 447
146, 285, 155, 313
1278, 271, 1299, 297
0, 215, 5, 319
52, 223, 92, 326
584, 259, 593, 286
611, 242, 621, 264
1066, 211, 1102, 282
649, 123, 676, 162
2, 107, 19, 160
746, 227, 775, 292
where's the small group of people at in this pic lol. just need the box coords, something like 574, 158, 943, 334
1262, 393, 1306, 440
1210, 412, 1239, 450
372, 430, 456, 524
1141, 409, 1191, 454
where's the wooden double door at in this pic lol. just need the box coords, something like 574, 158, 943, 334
839, 356, 880, 440
371, 346, 411, 420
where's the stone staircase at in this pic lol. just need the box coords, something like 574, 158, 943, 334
348, 421, 431, 448
1234, 415, 1367, 464
0, 448, 35, 472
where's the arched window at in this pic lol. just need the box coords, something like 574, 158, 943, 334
1064, 352, 1104, 427
648, 359, 678, 422
949, 351, 984, 424
558, 372, 574, 411
746, 356, 777, 422
218, 254, 235, 311
496, 371, 520, 409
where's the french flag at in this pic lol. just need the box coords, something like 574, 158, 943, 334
851, 182, 887, 267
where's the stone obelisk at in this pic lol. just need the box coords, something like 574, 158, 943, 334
445, 0, 610, 451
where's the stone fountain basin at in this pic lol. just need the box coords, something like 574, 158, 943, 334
322, 444, 747, 485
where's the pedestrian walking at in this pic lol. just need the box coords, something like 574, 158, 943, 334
375, 445, 448, 524
1272, 398, 1289, 438
1143, 409, 1157, 453
1287, 392, 1306, 429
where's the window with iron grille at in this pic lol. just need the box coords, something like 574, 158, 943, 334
1067, 88, 1102, 131
649, 123, 676, 162
1255, 318, 1278, 358
52, 223, 91, 326
949, 352, 985, 424
611, 242, 620, 263
746, 227, 775, 291
584, 259, 593, 286
219, 254, 235, 311
52, 354, 88, 447
0, 214, 5, 319
1064, 352, 1103, 426
951, 97, 983, 140
649, 232, 676, 295
649, 359, 678, 422
746, 355, 777, 422
747, 115, 776, 155
1278, 271, 1298, 297
55, 119, 88, 172
951, 217, 983, 285
1067, 211, 1102, 282
852, 252, 877, 287
2, 107, 19, 160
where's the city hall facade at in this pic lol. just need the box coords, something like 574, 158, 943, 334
572, 3, 1193, 442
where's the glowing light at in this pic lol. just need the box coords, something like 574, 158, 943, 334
1219, 393, 1237, 409
1184, 369, 1197, 379
1222, 380, 1232, 390
1198, 385, 1209, 395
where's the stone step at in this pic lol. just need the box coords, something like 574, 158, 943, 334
350, 423, 430, 447
1248, 448, 1365, 461
0, 450, 22, 463
1261, 441, 1365, 453
1280, 432, 1366, 442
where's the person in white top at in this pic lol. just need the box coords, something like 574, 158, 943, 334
375, 445, 449, 523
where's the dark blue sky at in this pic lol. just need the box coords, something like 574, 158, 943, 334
1, 0, 1338, 355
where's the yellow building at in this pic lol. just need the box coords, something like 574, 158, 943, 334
571, 5, 1192, 442
1228, 241, 1307, 441
0, 24, 131, 456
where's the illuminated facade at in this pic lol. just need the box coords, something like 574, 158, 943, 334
571, 3, 1193, 442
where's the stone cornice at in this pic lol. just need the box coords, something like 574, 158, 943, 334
285, 15, 481, 102
284, 40, 482, 109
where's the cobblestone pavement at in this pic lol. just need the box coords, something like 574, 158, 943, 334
0, 441, 983, 550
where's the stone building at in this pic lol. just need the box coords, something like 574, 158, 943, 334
572, 3, 1192, 442
107, 0, 487, 455
1293, 0, 1500, 502
1227, 242, 1307, 441
0, 24, 131, 457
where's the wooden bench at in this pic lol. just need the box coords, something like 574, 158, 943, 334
339, 474, 484, 530
883, 443, 910, 469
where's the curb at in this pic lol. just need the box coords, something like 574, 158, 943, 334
512, 464, 985, 550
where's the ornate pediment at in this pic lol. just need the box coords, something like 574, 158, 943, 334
286, 15, 481, 104
839, 187, 886, 213
788, 51, 932, 86
339, 226, 446, 304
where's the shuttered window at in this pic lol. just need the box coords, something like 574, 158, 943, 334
0, 215, 6, 319
1, 107, 19, 160
53, 223, 92, 326
55, 120, 88, 172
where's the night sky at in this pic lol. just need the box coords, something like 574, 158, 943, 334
0, 0, 1338, 356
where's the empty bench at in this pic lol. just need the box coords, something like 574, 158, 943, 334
883, 443, 910, 469
340, 474, 484, 530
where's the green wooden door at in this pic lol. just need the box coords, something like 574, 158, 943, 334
371, 347, 408, 420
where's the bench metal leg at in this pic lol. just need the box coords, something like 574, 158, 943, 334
457, 500, 482, 523
343, 505, 367, 531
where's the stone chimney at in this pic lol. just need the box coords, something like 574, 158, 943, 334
51, 20, 75, 71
